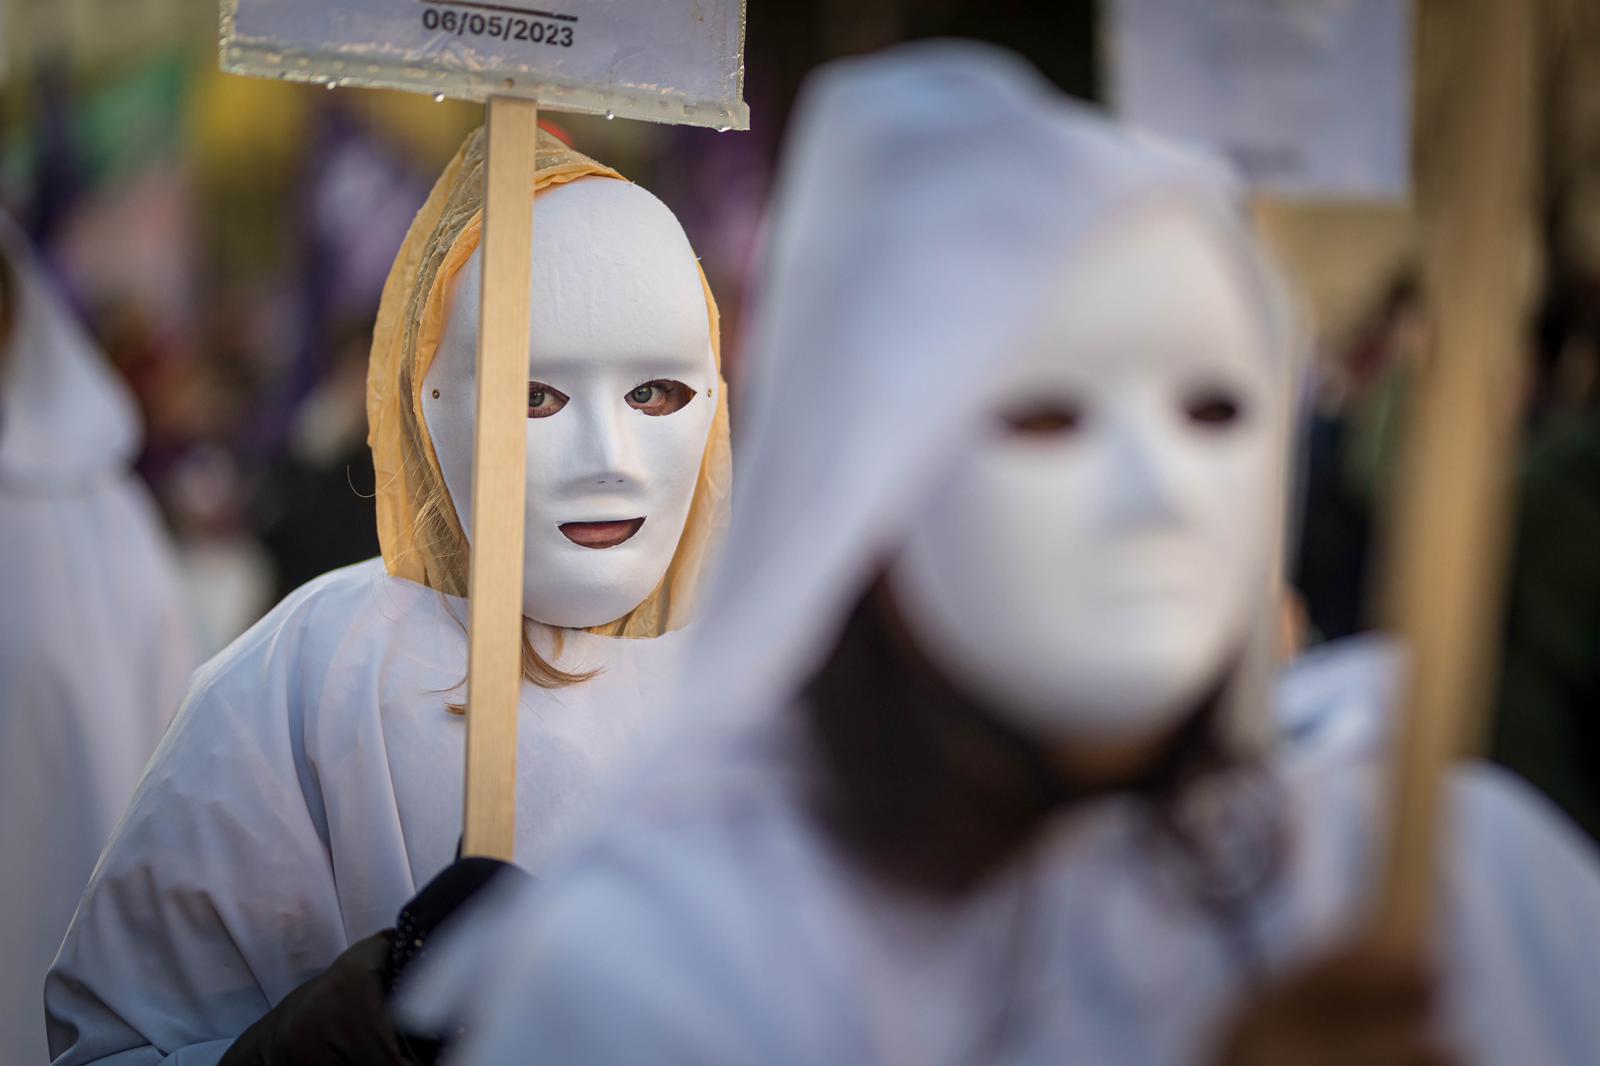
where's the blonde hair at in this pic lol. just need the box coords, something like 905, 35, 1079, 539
368, 125, 732, 700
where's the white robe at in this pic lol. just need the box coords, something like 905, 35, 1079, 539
445, 741, 1600, 1066
0, 216, 195, 1064
45, 558, 689, 1065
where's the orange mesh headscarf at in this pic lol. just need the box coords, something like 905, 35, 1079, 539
366, 126, 732, 683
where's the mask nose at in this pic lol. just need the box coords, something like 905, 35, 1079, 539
1098, 416, 1185, 530
557, 400, 645, 492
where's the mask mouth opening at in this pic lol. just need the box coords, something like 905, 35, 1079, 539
558, 517, 646, 549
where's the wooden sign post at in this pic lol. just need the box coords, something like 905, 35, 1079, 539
220, 0, 747, 861
460, 95, 538, 859
1373, 0, 1535, 956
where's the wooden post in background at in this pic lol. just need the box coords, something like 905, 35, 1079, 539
1373, 0, 1536, 956
461, 95, 538, 861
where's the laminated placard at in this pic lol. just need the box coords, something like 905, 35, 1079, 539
221, 0, 748, 129
1108, 0, 1410, 201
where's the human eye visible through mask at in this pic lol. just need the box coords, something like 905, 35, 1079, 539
1180, 385, 1246, 430
625, 380, 696, 416
527, 382, 570, 418
1001, 399, 1085, 439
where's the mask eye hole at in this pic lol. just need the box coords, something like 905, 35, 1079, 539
1002, 402, 1083, 438
528, 382, 570, 419
1183, 389, 1244, 429
626, 380, 696, 416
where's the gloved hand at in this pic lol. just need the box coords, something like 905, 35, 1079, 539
386, 856, 534, 1059
386, 856, 531, 994
1209, 946, 1455, 1066
218, 933, 417, 1066
218, 857, 530, 1066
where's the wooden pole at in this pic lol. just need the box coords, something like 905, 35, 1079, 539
461, 95, 538, 861
1373, 0, 1535, 956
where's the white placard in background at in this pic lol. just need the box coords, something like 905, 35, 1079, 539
1108, 0, 1410, 201
222, 0, 747, 129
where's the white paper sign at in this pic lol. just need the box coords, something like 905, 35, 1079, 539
1108, 0, 1410, 200
221, 0, 747, 130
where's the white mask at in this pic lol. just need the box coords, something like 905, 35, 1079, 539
888, 203, 1279, 744
423, 177, 717, 629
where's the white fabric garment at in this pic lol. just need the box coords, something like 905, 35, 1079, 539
45, 558, 691, 1065
440, 733, 1600, 1065
0, 213, 195, 1065
414, 43, 1600, 1065
0, 219, 139, 490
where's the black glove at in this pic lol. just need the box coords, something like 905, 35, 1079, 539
387, 856, 535, 1060
219, 858, 529, 1066
218, 933, 417, 1066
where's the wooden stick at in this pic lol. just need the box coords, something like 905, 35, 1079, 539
1249, 196, 1296, 663
1373, 0, 1534, 957
462, 95, 538, 861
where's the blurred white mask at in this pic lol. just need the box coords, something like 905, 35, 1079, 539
889, 203, 1278, 743
424, 178, 716, 628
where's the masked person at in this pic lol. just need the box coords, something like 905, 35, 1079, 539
0, 214, 196, 1065
45, 128, 731, 1065
421, 46, 1600, 1066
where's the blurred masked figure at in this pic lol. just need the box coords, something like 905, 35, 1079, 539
426, 45, 1600, 1066
0, 213, 196, 1064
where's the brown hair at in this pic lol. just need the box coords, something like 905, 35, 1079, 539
802, 578, 1281, 905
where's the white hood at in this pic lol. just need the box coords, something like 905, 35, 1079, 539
0, 211, 140, 489
640, 42, 1296, 795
